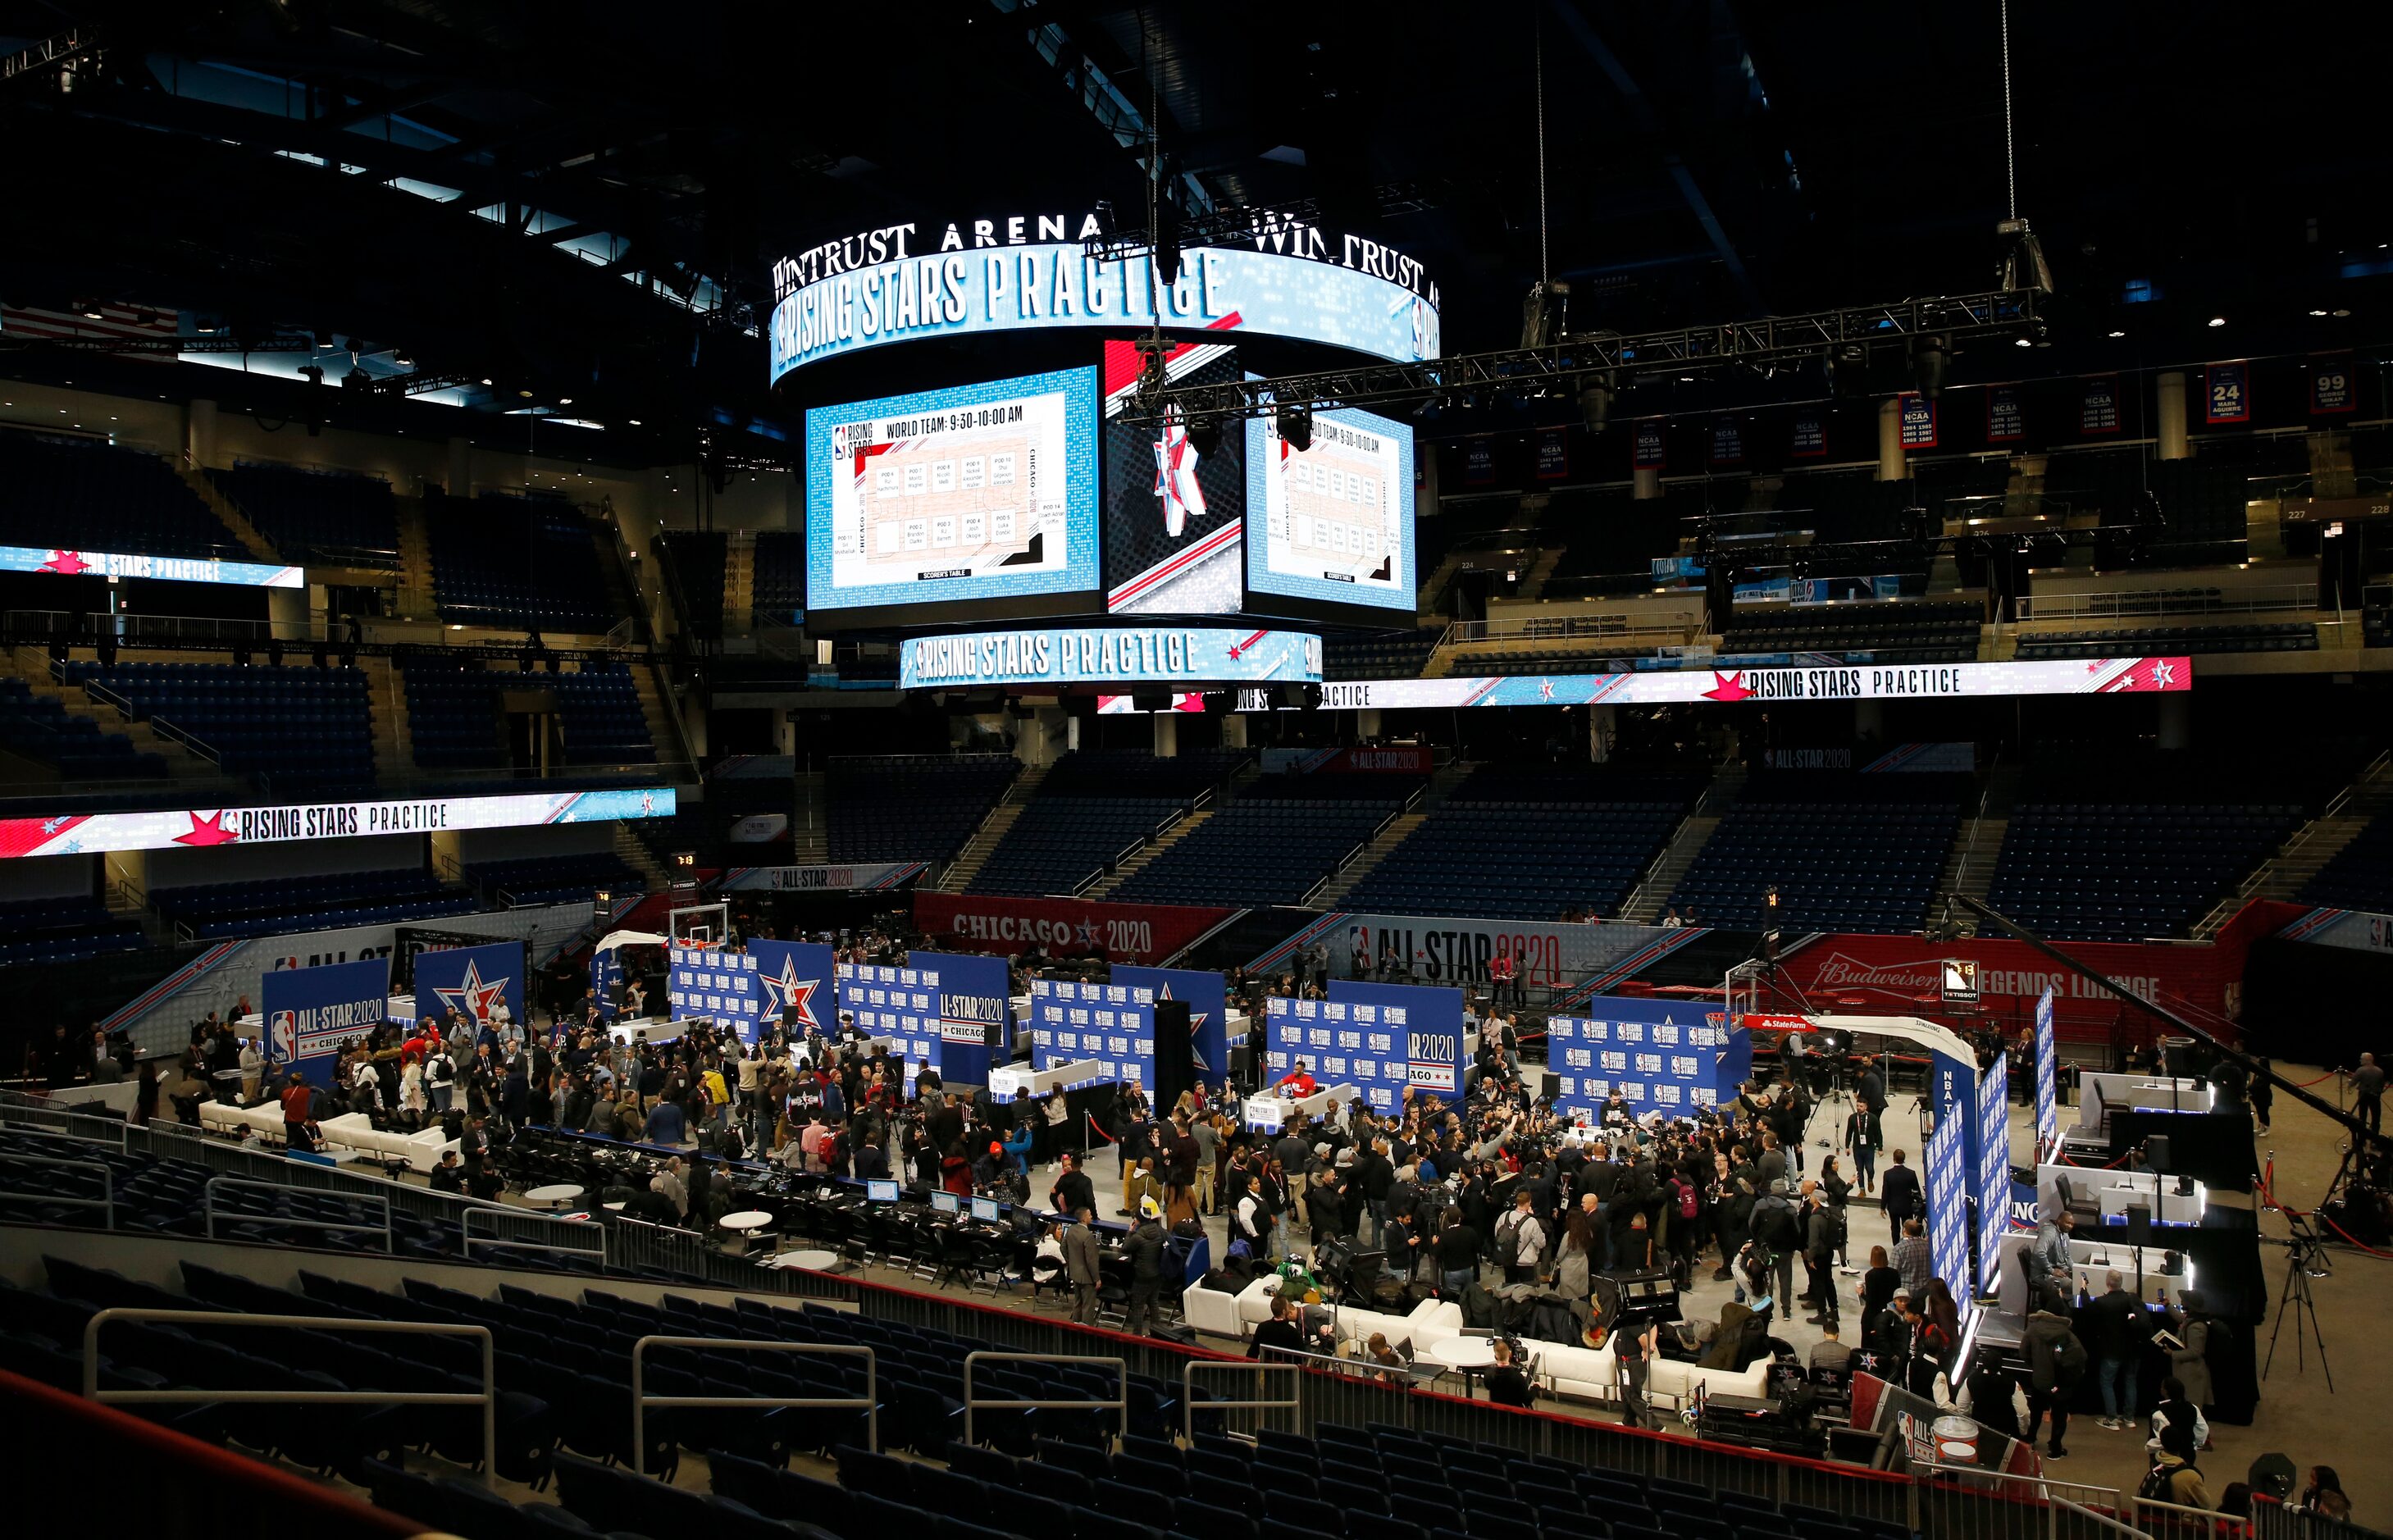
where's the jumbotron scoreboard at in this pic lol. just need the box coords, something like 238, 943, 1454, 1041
1252, 405, 1413, 604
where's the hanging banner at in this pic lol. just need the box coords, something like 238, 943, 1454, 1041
1710, 419, 1744, 465
2204, 362, 2251, 425
1112, 963, 1230, 1078
719, 862, 928, 892
1898, 394, 1939, 449
413, 941, 526, 1030
2032, 986, 2060, 1158
1986, 385, 2025, 443
1463, 436, 1496, 485
1534, 427, 1570, 481
2309, 354, 2356, 416
912, 891, 1239, 967
2081, 376, 2122, 435
749, 938, 834, 1037
1547, 997, 1753, 1121
1029, 977, 1156, 1089
1789, 412, 1828, 458
1632, 421, 1666, 471
263, 956, 392, 1087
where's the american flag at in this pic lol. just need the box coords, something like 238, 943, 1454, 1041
1, 301, 181, 360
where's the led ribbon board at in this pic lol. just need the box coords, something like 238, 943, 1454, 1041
1, 544, 303, 589
770, 237, 1439, 382
899, 626, 1320, 689
0, 786, 676, 859
1317, 656, 2193, 710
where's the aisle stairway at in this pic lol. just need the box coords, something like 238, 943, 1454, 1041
789, 772, 827, 863
173, 462, 280, 563
1931, 764, 2018, 936
1619, 765, 1746, 922
1310, 811, 1428, 909
1084, 810, 1212, 898
2195, 749, 2393, 936
723, 532, 756, 632
934, 762, 1051, 891
392, 494, 438, 619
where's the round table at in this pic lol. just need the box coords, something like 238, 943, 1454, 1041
719, 1209, 774, 1255
525, 1183, 585, 1212
769, 1247, 840, 1271
1424, 1336, 1497, 1396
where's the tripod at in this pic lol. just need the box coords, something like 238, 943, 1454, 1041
2263, 1211, 2333, 1391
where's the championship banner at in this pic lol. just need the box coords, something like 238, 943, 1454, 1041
1789, 412, 1827, 458
1769, 929, 2238, 1042
1463, 436, 1496, 485
2032, 986, 2060, 1158
1710, 419, 1743, 466
1632, 421, 1666, 471
1264, 980, 1464, 1112
749, 938, 834, 1037
1316, 655, 2191, 712
263, 956, 392, 1087
834, 961, 944, 1078
719, 862, 928, 892
1029, 977, 1156, 1089
413, 941, 526, 1030
2204, 361, 2251, 425
1975, 1052, 2014, 1292
1547, 996, 1752, 1121
1112, 963, 1230, 1078
908, 949, 1010, 1085
2309, 354, 2355, 416
1986, 385, 2025, 443
0, 786, 676, 860
898, 626, 1321, 689
2081, 376, 2121, 435
0, 544, 303, 589
1534, 427, 1569, 481
668, 944, 768, 1042
1898, 394, 1939, 449
912, 891, 1239, 967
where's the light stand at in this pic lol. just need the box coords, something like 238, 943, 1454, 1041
2263, 1211, 2334, 1391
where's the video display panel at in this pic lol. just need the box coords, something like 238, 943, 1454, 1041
1102, 339, 1245, 615
805, 367, 1099, 619
1246, 403, 1416, 617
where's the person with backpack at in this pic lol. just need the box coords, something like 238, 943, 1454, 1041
1495, 1189, 1546, 1284
2142, 1416, 2213, 1510
2023, 1299, 2089, 1458
1748, 1178, 1802, 1320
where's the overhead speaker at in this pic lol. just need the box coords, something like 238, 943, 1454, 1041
1827, 342, 1873, 400
1579, 375, 1614, 433
1912, 334, 1951, 398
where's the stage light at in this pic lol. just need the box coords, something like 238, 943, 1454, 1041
1187, 416, 1222, 458
2108, 330, 2126, 338
1579, 376, 1614, 433
2310, 308, 2328, 317
2207, 317, 2227, 327
1278, 403, 1313, 452
1912, 333, 1950, 397
2014, 337, 2032, 348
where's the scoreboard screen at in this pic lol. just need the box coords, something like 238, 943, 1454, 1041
1103, 340, 1246, 616
1246, 403, 1417, 617
805, 367, 1099, 622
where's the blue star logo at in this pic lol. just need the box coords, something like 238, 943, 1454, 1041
759, 953, 823, 1034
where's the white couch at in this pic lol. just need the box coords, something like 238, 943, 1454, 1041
313, 1112, 458, 1173
198, 1100, 286, 1139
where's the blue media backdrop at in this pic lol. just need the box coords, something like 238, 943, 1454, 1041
1923, 1105, 1978, 1343
1547, 997, 1753, 1122
909, 949, 1009, 1086
264, 956, 390, 1087
2033, 986, 2060, 1158
1029, 977, 1156, 1088
1263, 981, 1465, 1113
1975, 1054, 2014, 1294
668, 945, 768, 1042
833, 962, 943, 1080
750, 939, 835, 1038
1111, 964, 1229, 1079
415, 941, 525, 1032
589, 945, 623, 1021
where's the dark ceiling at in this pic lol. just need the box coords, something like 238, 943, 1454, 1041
2, 0, 2384, 467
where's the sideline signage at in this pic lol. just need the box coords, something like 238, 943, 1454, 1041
899, 626, 1320, 689
0, 545, 304, 589
719, 862, 927, 892
0, 786, 676, 860
769, 210, 1438, 381
913, 892, 1238, 968
1315, 656, 2190, 712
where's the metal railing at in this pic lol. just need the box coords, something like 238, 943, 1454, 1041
606, 1210, 716, 1278
629, 1336, 878, 1474
81, 1308, 496, 1485
461, 1205, 606, 1264
1447, 613, 1693, 646
2135, 1497, 2250, 1540
0, 1150, 116, 1228
962, 1351, 1127, 1447
1185, 1359, 1301, 1441
2014, 584, 2318, 623
203, 1173, 394, 1251
0, 1099, 131, 1150
1909, 1461, 2149, 1540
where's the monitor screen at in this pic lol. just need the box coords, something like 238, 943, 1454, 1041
931, 1189, 961, 1214
805, 366, 1101, 625
866, 1179, 900, 1204
971, 1196, 1003, 1223
1246, 403, 1416, 617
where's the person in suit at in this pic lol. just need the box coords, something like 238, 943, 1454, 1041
1049, 1150, 1096, 1218
1879, 1148, 1922, 1228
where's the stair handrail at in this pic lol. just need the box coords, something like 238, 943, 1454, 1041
2204, 745, 2393, 927
1941, 749, 2005, 932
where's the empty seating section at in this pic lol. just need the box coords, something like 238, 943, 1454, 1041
1114, 774, 1415, 906
208, 462, 399, 562
2302, 812, 2393, 913
151, 868, 476, 938
1912, 457, 2012, 518
828, 754, 1016, 864
659, 531, 727, 636
2012, 622, 2314, 659
62, 659, 373, 790
1719, 601, 1978, 663
1345, 767, 1698, 920
0, 432, 243, 558
1989, 800, 2300, 942
426, 491, 613, 631
971, 800, 1183, 896
0, 677, 165, 779
1458, 646, 1670, 677
754, 531, 805, 620
1775, 469, 1914, 543
399, 658, 657, 768
463, 852, 643, 907
1670, 776, 1964, 932
1324, 629, 1443, 681
0, 895, 142, 967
